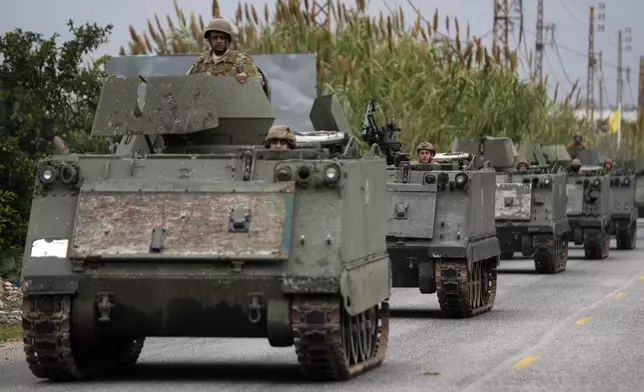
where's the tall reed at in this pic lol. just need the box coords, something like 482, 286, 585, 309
121, 0, 593, 152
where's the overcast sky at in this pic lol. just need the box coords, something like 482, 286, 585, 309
1, 0, 641, 109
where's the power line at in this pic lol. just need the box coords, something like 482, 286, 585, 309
552, 34, 577, 86
524, 29, 622, 70
558, 0, 585, 28
401, 0, 492, 45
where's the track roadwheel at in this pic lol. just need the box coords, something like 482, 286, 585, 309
533, 235, 568, 274
583, 231, 610, 259
616, 222, 637, 250
22, 295, 145, 381
292, 296, 389, 381
436, 258, 498, 318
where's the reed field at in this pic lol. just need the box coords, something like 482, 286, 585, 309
121, 0, 611, 156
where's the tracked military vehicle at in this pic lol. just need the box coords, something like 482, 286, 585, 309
624, 158, 644, 217
386, 143, 501, 318
605, 162, 638, 249
460, 139, 570, 274
19, 74, 392, 382
565, 149, 612, 259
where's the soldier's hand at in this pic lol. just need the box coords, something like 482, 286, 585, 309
236, 72, 249, 83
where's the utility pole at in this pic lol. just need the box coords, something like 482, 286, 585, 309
311, 1, 332, 30
493, 0, 523, 66
598, 50, 604, 118
617, 31, 623, 107
640, 57, 644, 115
586, 6, 596, 122
534, 0, 544, 82
617, 30, 623, 148
533, 0, 554, 84
638, 57, 644, 143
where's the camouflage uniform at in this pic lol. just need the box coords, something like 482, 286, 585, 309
567, 132, 588, 150
516, 159, 529, 171
264, 125, 296, 149
186, 18, 263, 85
569, 158, 582, 172
412, 141, 436, 164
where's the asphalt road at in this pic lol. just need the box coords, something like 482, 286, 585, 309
2, 226, 644, 391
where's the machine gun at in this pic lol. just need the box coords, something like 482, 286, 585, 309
360, 98, 406, 165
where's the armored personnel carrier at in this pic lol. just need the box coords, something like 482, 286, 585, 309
565, 148, 612, 259
623, 158, 644, 217
386, 143, 501, 318
466, 139, 570, 274
19, 74, 392, 381
605, 162, 638, 249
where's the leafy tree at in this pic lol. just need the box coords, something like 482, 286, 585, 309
0, 20, 113, 278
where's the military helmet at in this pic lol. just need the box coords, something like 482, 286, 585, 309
571, 158, 582, 166
204, 18, 234, 39
573, 132, 583, 140
516, 159, 529, 167
416, 141, 435, 152
264, 125, 296, 148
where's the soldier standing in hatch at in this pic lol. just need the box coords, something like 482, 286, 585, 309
186, 18, 263, 85
603, 159, 614, 172
264, 125, 296, 150
568, 158, 582, 172
412, 142, 436, 164
567, 132, 588, 151
516, 159, 529, 171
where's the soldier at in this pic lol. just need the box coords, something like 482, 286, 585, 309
516, 159, 529, 171
569, 158, 582, 173
567, 132, 588, 150
264, 125, 296, 150
414, 141, 436, 164
603, 159, 614, 172
52, 136, 69, 154
186, 18, 263, 85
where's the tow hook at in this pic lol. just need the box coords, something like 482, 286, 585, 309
96, 292, 114, 322
247, 293, 263, 323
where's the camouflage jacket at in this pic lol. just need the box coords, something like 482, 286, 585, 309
567, 142, 587, 150
186, 50, 263, 84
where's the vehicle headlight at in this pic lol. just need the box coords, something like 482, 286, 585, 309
60, 163, 79, 185
324, 164, 341, 184
275, 166, 292, 182
543, 176, 552, 185
592, 178, 601, 188
454, 172, 468, 189
38, 165, 57, 185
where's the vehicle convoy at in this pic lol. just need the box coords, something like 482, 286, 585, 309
565, 149, 612, 259
604, 160, 638, 249
460, 138, 570, 274
20, 74, 393, 382
385, 138, 501, 318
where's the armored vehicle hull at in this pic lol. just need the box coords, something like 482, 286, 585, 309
637, 178, 644, 217
607, 172, 638, 249
20, 75, 391, 382
386, 155, 501, 318
565, 150, 613, 259
565, 173, 612, 258
495, 172, 570, 273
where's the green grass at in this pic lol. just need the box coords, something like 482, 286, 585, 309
0, 323, 22, 343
